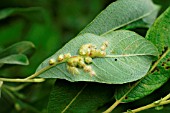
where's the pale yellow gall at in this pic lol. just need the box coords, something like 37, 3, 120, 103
104, 41, 109, 47
57, 54, 64, 62
67, 56, 83, 67
90, 70, 96, 76
49, 59, 56, 65
67, 65, 79, 75
64, 53, 71, 59
100, 45, 106, 51
78, 60, 86, 68
84, 57, 92, 64
83, 65, 92, 72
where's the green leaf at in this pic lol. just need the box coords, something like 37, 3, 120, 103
0, 41, 35, 59
0, 7, 46, 23
0, 54, 29, 65
114, 7, 170, 103
37, 30, 158, 84
146, 7, 170, 54
0, 81, 2, 98
122, 5, 160, 30
114, 71, 169, 103
47, 80, 114, 113
80, 0, 158, 35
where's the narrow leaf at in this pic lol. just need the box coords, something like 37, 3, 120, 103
0, 81, 3, 98
37, 30, 158, 84
0, 41, 35, 58
115, 7, 170, 103
0, 54, 29, 65
48, 80, 114, 113
0, 7, 45, 22
80, 0, 158, 35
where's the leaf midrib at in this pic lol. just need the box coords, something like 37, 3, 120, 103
61, 84, 87, 113
101, 8, 157, 36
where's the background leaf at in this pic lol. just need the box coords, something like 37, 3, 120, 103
0, 7, 46, 23
37, 30, 158, 84
0, 41, 35, 59
0, 54, 29, 65
0, 41, 34, 67
114, 6, 170, 103
0, 81, 2, 98
47, 80, 114, 113
80, 0, 158, 35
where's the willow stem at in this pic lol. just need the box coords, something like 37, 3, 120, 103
0, 78, 45, 82
162, 93, 170, 101
125, 99, 170, 113
25, 61, 64, 79
3, 83, 29, 91
0, 61, 64, 83
103, 100, 122, 113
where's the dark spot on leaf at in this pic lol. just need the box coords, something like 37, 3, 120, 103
151, 66, 160, 73
125, 96, 128, 99
162, 62, 166, 66
115, 59, 117, 61
165, 66, 170, 70
167, 58, 170, 62
160, 46, 168, 57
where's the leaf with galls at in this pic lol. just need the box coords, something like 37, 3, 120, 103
37, 30, 158, 84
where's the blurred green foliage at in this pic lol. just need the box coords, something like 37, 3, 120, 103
0, 0, 170, 113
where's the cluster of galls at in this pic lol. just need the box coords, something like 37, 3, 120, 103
79, 41, 108, 58
48, 41, 108, 76
48, 53, 71, 65
67, 56, 95, 76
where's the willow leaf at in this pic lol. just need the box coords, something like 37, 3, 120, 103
0, 7, 45, 22
37, 30, 158, 84
48, 80, 114, 113
80, 0, 158, 35
0, 81, 2, 98
115, 7, 170, 103
0, 54, 29, 65
0, 41, 35, 59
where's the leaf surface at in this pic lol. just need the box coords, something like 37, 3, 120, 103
46, 0, 159, 112
37, 30, 158, 84
0, 41, 35, 58
115, 7, 170, 102
0, 7, 45, 22
80, 0, 158, 35
0, 81, 2, 98
47, 80, 114, 113
0, 54, 29, 65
